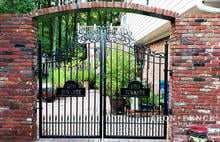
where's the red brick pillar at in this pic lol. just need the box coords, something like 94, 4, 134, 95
0, 14, 37, 141
170, 14, 220, 141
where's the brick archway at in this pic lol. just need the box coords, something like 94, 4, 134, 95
29, 1, 178, 21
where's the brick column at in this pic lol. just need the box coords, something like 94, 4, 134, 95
170, 14, 220, 141
0, 14, 37, 141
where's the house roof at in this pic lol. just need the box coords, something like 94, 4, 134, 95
122, 0, 220, 45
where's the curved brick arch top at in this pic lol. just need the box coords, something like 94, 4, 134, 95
29, 1, 179, 21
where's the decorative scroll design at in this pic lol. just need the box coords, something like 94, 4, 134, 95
77, 27, 100, 44
144, 47, 165, 58
42, 26, 165, 62
106, 28, 136, 47
77, 26, 136, 47
55, 47, 72, 62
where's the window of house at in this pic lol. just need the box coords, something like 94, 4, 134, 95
122, 15, 127, 25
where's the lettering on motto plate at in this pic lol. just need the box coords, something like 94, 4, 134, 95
56, 81, 85, 97
121, 81, 150, 97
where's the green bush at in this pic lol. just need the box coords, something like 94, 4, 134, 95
96, 46, 136, 99
46, 67, 76, 88
45, 65, 95, 88
140, 91, 160, 109
78, 70, 95, 82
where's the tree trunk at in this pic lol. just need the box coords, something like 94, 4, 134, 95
110, 12, 113, 23
52, 17, 58, 66
87, 0, 91, 25
65, 15, 69, 46
52, 0, 59, 66
42, 22, 44, 38
58, 0, 62, 48
104, 11, 107, 25
47, 0, 51, 7
53, 18, 58, 52
58, 16, 62, 48
49, 19, 53, 52
48, 0, 53, 52
87, 12, 92, 25
98, 12, 102, 25
73, 0, 78, 38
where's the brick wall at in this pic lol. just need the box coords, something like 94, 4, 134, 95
0, 14, 37, 141
170, 14, 220, 141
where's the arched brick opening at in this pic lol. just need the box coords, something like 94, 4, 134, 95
29, 1, 178, 21
0, 2, 220, 142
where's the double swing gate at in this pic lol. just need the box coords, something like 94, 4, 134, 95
38, 26, 169, 139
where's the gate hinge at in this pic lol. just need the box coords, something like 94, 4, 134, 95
33, 107, 37, 115
169, 108, 172, 115
168, 70, 173, 77
34, 70, 39, 77
164, 69, 173, 77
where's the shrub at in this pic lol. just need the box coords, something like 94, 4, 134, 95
96, 45, 136, 99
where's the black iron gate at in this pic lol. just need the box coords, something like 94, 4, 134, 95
38, 26, 169, 139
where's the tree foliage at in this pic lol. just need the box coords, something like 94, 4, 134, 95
95, 46, 136, 99
0, 0, 125, 53
0, 0, 37, 13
